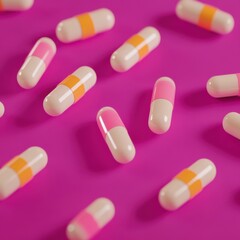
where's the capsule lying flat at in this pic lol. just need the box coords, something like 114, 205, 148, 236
0, 0, 34, 11
159, 159, 216, 211
0, 101, 5, 118
56, 8, 115, 43
223, 112, 240, 140
17, 37, 56, 89
66, 198, 115, 240
148, 77, 176, 134
97, 107, 135, 164
176, 1, 234, 34
0, 147, 48, 200
110, 26, 161, 72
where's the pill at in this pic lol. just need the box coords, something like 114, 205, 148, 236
176, 1, 234, 34
56, 8, 115, 43
66, 198, 115, 240
0, 0, 34, 11
0, 101, 5, 118
110, 26, 160, 72
148, 77, 176, 134
159, 159, 216, 211
17, 37, 56, 89
0, 147, 48, 199
206, 73, 240, 98
223, 112, 240, 140
97, 107, 135, 164
43, 66, 96, 116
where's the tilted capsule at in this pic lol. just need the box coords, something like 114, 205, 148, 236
97, 107, 135, 164
0, 0, 34, 11
223, 112, 240, 140
17, 37, 56, 89
176, 1, 234, 34
44, 66, 97, 116
148, 77, 176, 134
56, 8, 115, 43
159, 159, 216, 211
110, 26, 161, 72
0, 101, 5, 118
0, 147, 48, 199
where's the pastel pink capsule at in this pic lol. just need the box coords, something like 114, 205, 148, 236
148, 77, 176, 134
0, 101, 5, 118
97, 107, 136, 164
0, 147, 48, 200
223, 112, 240, 140
207, 73, 240, 98
43, 66, 97, 116
159, 159, 216, 211
66, 198, 115, 240
17, 37, 56, 89
56, 8, 115, 43
0, 0, 34, 11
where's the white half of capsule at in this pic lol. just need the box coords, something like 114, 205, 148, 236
0, 101, 5, 118
223, 112, 240, 140
0, 0, 34, 11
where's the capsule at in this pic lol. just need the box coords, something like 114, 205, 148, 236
159, 159, 216, 211
176, 1, 234, 34
0, 101, 5, 118
0, 0, 34, 11
66, 198, 115, 240
0, 147, 48, 200
44, 66, 96, 116
17, 37, 56, 89
207, 73, 240, 98
97, 107, 135, 164
148, 77, 176, 134
223, 112, 240, 140
110, 26, 161, 72
56, 8, 115, 43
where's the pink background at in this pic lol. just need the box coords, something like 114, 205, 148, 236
0, 0, 240, 239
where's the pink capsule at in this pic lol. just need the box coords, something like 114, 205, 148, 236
223, 112, 240, 140
0, 0, 34, 11
97, 107, 136, 164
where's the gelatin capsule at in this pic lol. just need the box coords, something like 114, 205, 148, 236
0, 147, 48, 199
56, 8, 115, 43
0, 101, 5, 118
0, 0, 34, 11
44, 66, 96, 116
66, 198, 115, 240
148, 77, 176, 134
223, 112, 240, 140
176, 1, 234, 34
17, 37, 56, 89
110, 26, 160, 72
159, 159, 216, 211
97, 107, 135, 164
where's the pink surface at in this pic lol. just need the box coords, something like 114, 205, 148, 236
0, 0, 240, 240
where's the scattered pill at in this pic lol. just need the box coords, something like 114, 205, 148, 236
223, 112, 240, 140
176, 1, 234, 34
110, 26, 160, 72
148, 77, 176, 134
0, 101, 5, 118
66, 198, 115, 240
17, 37, 56, 89
0, 0, 34, 11
97, 107, 135, 163
56, 8, 115, 43
159, 159, 216, 211
0, 147, 48, 200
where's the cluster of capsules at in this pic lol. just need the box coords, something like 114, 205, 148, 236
0, 0, 237, 239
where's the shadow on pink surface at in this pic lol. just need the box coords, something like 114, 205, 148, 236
41, 224, 67, 240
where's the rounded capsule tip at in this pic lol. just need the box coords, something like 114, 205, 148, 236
18, 0, 34, 10
0, 102, 5, 118
158, 188, 178, 211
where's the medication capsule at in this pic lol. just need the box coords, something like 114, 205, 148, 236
148, 77, 176, 134
223, 112, 240, 140
0, 0, 34, 11
44, 66, 96, 116
0, 147, 48, 200
56, 8, 115, 43
66, 198, 115, 240
17, 37, 56, 89
176, 1, 234, 34
0, 101, 5, 118
159, 159, 216, 211
110, 26, 161, 72
207, 73, 240, 98
97, 107, 135, 164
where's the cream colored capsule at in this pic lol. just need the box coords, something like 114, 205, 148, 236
176, 1, 234, 34
0, 101, 5, 118
223, 112, 240, 140
43, 66, 97, 116
159, 159, 216, 211
110, 26, 161, 72
0, 147, 48, 199
56, 8, 115, 43
66, 198, 115, 240
0, 0, 34, 11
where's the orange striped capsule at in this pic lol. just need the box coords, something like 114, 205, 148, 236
0, 0, 34, 11
0, 147, 48, 200
43, 66, 97, 116
159, 159, 216, 211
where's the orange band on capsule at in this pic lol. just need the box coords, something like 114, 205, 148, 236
60, 75, 85, 102
7, 157, 33, 186
76, 13, 95, 38
175, 169, 202, 197
0, 0, 3, 10
198, 5, 217, 30
127, 34, 149, 59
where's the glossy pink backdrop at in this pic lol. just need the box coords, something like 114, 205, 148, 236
0, 0, 240, 239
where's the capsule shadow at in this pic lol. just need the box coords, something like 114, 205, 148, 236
233, 190, 240, 206
41, 224, 67, 240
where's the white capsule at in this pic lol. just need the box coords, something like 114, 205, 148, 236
0, 0, 34, 11
0, 101, 5, 118
223, 112, 240, 140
